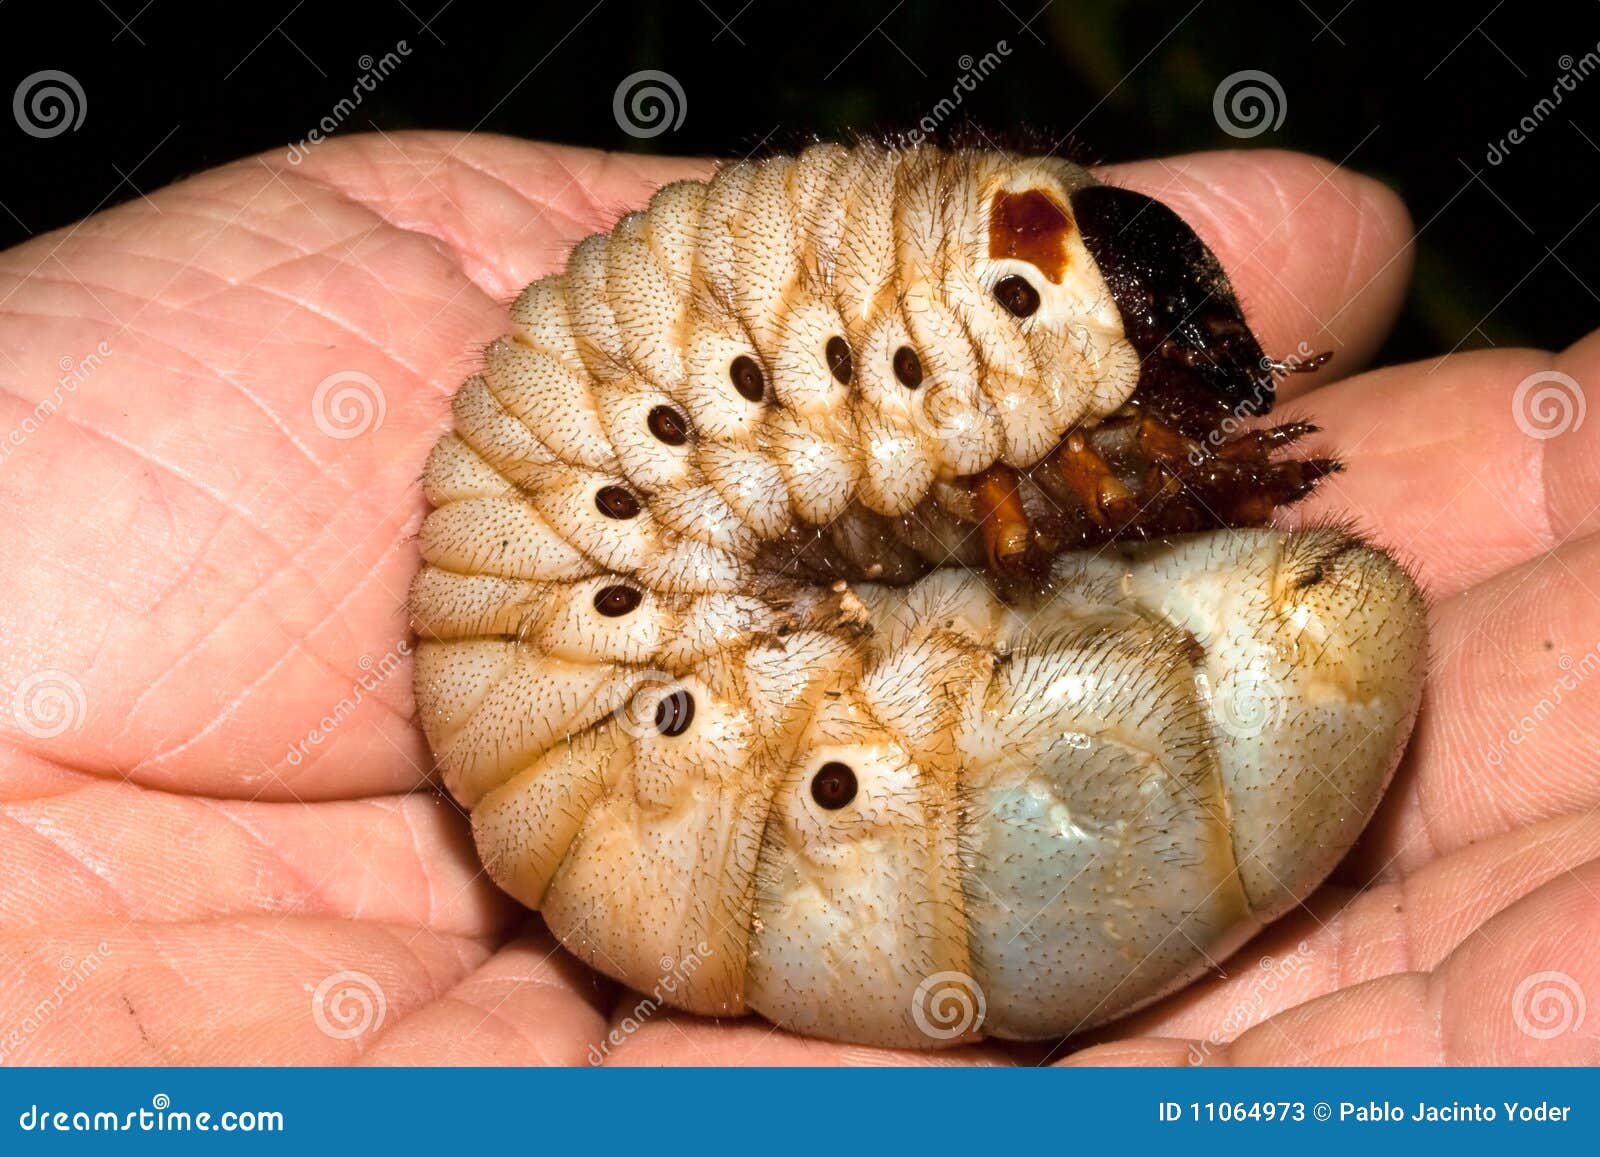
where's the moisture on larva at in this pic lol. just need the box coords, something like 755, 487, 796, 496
409, 141, 1427, 1048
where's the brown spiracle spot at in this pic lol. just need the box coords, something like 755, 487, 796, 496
825, 336, 853, 385
892, 346, 924, 389
992, 274, 1041, 318
654, 689, 695, 736
647, 405, 689, 446
595, 485, 641, 519
593, 584, 642, 617
988, 189, 1073, 284
730, 355, 765, 402
810, 761, 858, 809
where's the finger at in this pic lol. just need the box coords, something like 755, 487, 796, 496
357, 923, 615, 1066
0, 780, 515, 938
1065, 855, 1600, 1065
1282, 328, 1600, 597
1093, 811, 1600, 1049
1356, 532, 1600, 874
1103, 149, 1414, 394
0, 916, 487, 1063
0, 146, 498, 801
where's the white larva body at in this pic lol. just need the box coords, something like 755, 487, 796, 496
411, 143, 1426, 1047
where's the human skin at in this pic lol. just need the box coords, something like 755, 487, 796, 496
0, 133, 1596, 1065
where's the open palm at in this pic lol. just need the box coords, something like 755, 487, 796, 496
1, 133, 1595, 1066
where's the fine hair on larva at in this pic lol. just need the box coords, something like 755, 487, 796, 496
409, 140, 1427, 1047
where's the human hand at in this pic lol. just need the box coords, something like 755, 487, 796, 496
1, 133, 1594, 1065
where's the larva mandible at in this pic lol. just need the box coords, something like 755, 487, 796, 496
409, 141, 1426, 1048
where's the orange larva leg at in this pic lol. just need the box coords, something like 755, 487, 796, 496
968, 464, 1035, 573
1039, 432, 1138, 527
1022, 408, 1341, 555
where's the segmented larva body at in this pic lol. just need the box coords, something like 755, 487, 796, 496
411, 143, 1426, 1047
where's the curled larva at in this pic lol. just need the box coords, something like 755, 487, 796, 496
410, 142, 1426, 1047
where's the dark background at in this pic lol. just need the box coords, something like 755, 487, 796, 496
4, 0, 1597, 364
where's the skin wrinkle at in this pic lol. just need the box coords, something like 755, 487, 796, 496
203, 800, 340, 921
97, 191, 479, 410
1149, 851, 1600, 1065
435, 966, 601, 1062
132, 569, 417, 791
108, 196, 328, 267
0, 271, 149, 319
0, 806, 128, 911
1337, 181, 1385, 309
183, 346, 347, 481
423, 958, 614, 1065
119, 504, 243, 622
1422, 960, 1453, 1065
287, 145, 594, 299
119, 495, 425, 763
211, 274, 433, 383
48, 409, 290, 547
419, 153, 607, 275
222, 920, 488, 1063
247, 242, 474, 369
115, 565, 304, 750
393, 799, 442, 928
39, 256, 132, 326
0, 742, 108, 800
1392, 869, 1418, 975
0, 190, 277, 320
1417, 557, 1576, 844
16, 219, 331, 314
278, 914, 488, 996
418, 998, 552, 1063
